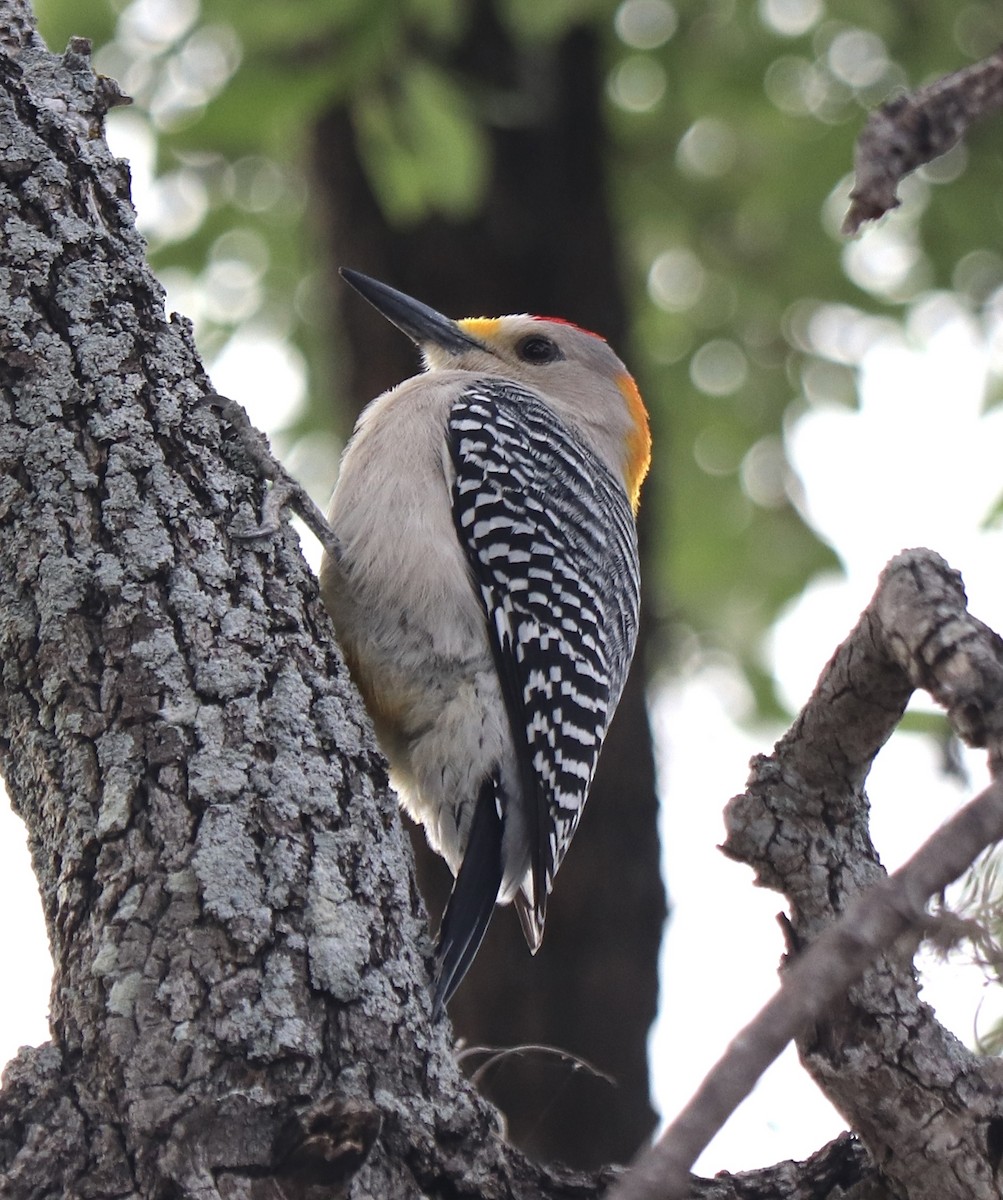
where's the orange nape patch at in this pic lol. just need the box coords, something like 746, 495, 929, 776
458, 317, 501, 340
617, 373, 651, 513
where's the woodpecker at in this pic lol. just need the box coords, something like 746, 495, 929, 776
321, 269, 650, 1014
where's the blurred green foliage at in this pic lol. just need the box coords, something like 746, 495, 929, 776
33, 0, 1003, 716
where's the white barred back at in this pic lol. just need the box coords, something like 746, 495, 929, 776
448, 379, 640, 926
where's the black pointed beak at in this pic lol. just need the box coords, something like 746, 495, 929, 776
340, 268, 484, 355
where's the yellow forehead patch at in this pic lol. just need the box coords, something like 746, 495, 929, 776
617, 373, 651, 513
458, 317, 501, 341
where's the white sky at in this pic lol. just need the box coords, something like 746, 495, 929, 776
4, 108, 1003, 1180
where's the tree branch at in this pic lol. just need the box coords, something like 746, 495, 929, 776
610, 550, 1003, 1200
844, 47, 1003, 233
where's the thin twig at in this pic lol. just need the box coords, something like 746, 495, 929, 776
204, 392, 340, 561
455, 1042, 617, 1089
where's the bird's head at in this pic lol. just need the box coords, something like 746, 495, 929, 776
341, 268, 651, 511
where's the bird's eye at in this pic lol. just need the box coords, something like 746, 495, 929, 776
516, 335, 563, 364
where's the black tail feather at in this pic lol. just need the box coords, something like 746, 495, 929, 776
432, 776, 503, 1017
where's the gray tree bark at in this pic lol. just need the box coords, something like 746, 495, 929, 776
3, 4, 1003, 1200
0, 9, 573, 1197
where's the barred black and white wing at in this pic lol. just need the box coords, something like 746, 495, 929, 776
447, 379, 640, 949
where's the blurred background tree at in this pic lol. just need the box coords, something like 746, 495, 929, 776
24, 0, 1003, 1172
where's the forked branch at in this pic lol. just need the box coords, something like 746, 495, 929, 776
610, 550, 1003, 1200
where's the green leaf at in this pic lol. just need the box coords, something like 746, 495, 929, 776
353, 63, 489, 225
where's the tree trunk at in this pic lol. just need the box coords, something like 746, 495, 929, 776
0, 11, 596, 1196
